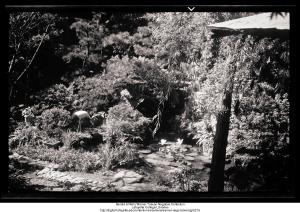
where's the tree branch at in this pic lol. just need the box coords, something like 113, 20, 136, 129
14, 24, 50, 84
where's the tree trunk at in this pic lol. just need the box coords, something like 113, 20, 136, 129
208, 75, 234, 192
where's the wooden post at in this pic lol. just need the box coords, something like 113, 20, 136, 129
208, 67, 235, 192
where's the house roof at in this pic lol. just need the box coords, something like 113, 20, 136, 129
208, 13, 289, 35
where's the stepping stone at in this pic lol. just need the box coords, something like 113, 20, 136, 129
165, 154, 175, 161
124, 170, 143, 179
124, 177, 143, 184
138, 149, 152, 154
59, 176, 71, 182
169, 162, 181, 167
167, 168, 182, 173
184, 156, 195, 161
70, 184, 83, 191
92, 181, 99, 185
185, 161, 192, 166
146, 153, 161, 159
111, 180, 124, 188
51, 172, 60, 178
198, 155, 211, 163
118, 183, 149, 192
112, 170, 126, 181
180, 148, 188, 152
144, 158, 171, 166
186, 152, 198, 157
91, 187, 102, 191
52, 188, 64, 192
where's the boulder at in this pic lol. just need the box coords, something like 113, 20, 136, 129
69, 133, 92, 148
43, 140, 63, 150
112, 170, 144, 185
91, 112, 106, 126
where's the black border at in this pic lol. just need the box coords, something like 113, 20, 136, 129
1, 2, 298, 202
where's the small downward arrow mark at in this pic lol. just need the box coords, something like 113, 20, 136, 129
188, 7, 195, 11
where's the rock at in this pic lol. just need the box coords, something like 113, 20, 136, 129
52, 187, 65, 192
37, 168, 49, 175
146, 153, 163, 161
124, 170, 143, 178
59, 176, 71, 182
198, 155, 211, 164
144, 158, 171, 166
48, 164, 60, 170
165, 154, 175, 161
71, 132, 103, 149
169, 162, 184, 168
90, 132, 104, 145
91, 112, 106, 126
124, 176, 143, 184
111, 180, 125, 188
70, 184, 84, 191
112, 170, 144, 185
185, 161, 192, 166
43, 140, 63, 150
138, 149, 152, 154
91, 186, 102, 191
118, 183, 150, 192
112, 170, 126, 181
168, 168, 182, 173
186, 152, 198, 157
184, 156, 195, 161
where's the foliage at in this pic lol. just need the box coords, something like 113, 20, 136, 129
61, 131, 90, 149
8, 12, 66, 102
15, 140, 140, 172
37, 107, 70, 138
172, 167, 206, 191
8, 12, 290, 192
155, 167, 207, 192
63, 13, 105, 75
9, 125, 47, 149
15, 145, 102, 172
69, 74, 119, 113
31, 84, 74, 114
103, 102, 152, 144
183, 33, 289, 191
97, 141, 139, 170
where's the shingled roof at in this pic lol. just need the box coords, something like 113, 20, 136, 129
208, 13, 289, 37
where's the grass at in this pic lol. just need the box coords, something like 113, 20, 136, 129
14, 140, 140, 173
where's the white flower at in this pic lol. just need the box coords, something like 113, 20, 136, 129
176, 138, 183, 145
160, 139, 167, 145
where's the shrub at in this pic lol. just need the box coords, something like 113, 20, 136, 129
103, 102, 152, 144
70, 75, 120, 113
31, 84, 74, 114
97, 141, 139, 170
37, 107, 71, 138
15, 145, 102, 172
9, 125, 47, 149
171, 167, 207, 192
62, 131, 100, 150
15, 140, 139, 172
